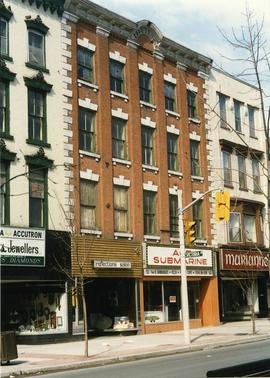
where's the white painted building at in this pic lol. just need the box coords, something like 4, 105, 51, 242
0, 0, 71, 340
207, 67, 269, 320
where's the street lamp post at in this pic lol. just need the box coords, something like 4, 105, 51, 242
178, 190, 190, 345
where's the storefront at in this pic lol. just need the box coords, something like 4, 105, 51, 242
71, 236, 142, 332
219, 249, 269, 321
0, 227, 71, 341
141, 244, 220, 333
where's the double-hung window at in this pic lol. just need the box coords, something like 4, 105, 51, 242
110, 60, 124, 93
252, 158, 260, 192
28, 89, 46, 143
165, 82, 175, 112
244, 214, 256, 242
190, 140, 200, 176
77, 47, 93, 82
192, 200, 203, 239
114, 186, 129, 232
139, 71, 152, 103
0, 17, 8, 56
112, 117, 127, 160
28, 30, 45, 67
143, 191, 157, 235
187, 90, 197, 119
29, 167, 47, 228
218, 93, 227, 128
0, 81, 7, 134
0, 161, 8, 225
248, 105, 256, 137
237, 155, 247, 190
80, 179, 97, 230
142, 126, 155, 166
234, 99, 241, 132
79, 108, 96, 153
222, 150, 232, 186
169, 194, 178, 238
167, 133, 179, 171
228, 212, 242, 242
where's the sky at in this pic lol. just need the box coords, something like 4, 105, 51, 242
90, 0, 270, 97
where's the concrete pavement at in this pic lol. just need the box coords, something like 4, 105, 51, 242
1, 319, 270, 377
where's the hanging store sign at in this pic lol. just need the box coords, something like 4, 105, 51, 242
0, 226, 45, 267
147, 246, 212, 267
93, 260, 132, 269
220, 249, 269, 271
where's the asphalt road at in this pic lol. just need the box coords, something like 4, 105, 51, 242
41, 339, 270, 378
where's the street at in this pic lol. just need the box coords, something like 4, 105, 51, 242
41, 339, 270, 378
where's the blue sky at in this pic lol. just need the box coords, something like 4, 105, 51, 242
90, 0, 269, 95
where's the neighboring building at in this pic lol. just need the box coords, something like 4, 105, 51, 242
63, 0, 220, 334
208, 68, 270, 321
0, 0, 72, 340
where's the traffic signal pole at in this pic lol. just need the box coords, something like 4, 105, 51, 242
178, 187, 223, 345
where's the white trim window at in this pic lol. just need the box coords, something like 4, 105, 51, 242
0, 17, 8, 56
112, 117, 127, 160
228, 212, 242, 242
28, 30, 45, 67
244, 214, 256, 243
80, 179, 97, 230
114, 186, 129, 232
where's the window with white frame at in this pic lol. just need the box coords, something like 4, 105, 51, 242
77, 47, 93, 82
80, 179, 97, 229
114, 186, 129, 232
248, 105, 256, 137
0, 17, 8, 56
228, 212, 242, 242
190, 140, 200, 176
142, 126, 155, 166
79, 108, 96, 153
110, 60, 124, 94
139, 71, 152, 103
237, 155, 247, 190
167, 133, 179, 171
244, 214, 256, 242
234, 99, 242, 132
164, 82, 176, 112
112, 117, 127, 160
169, 194, 178, 238
252, 158, 261, 192
28, 89, 46, 142
222, 150, 232, 186
143, 190, 157, 235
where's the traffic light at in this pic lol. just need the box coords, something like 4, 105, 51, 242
215, 191, 230, 222
185, 220, 197, 245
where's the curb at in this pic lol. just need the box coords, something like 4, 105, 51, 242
1, 334, 269, 378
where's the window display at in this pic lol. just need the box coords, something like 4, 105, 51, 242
1, 282, 68, 334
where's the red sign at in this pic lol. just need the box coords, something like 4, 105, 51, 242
220, 249, 269, 271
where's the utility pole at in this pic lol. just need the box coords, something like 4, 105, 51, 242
178, 187, 224, 345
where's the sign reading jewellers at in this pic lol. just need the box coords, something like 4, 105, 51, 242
0, 226, 45, 267
147, 246, 212, 267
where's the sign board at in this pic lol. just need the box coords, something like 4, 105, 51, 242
147, 246, 212, 267
144, 269, 213, 277
0, 226, 45, 267
220, 249, 269, 271
93, 260, 131, 269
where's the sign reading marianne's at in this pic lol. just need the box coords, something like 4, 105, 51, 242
0, 226, 45, 267
220, 249, 269, 271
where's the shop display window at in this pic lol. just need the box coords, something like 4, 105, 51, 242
1, 282, 68, 334
144, 281, 200, 323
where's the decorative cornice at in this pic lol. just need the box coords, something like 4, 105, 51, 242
0, 0, 13, 20
24, 71, 52, 92
25, 147, 54, 168
0, 58, 16, 81
21, 0, 65, 17
0, 139, 16, 161
25, 15, 49, 34
96, 26, 110, 38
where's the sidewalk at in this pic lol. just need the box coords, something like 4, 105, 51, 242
1, 319, 270, 377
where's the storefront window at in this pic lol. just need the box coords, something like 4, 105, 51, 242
144, 281, 200, 323
1, 282, 68, 334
